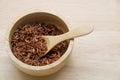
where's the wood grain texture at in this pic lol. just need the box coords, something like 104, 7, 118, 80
0, 0, 120, 80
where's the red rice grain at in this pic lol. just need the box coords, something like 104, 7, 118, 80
11, 22, 69, 66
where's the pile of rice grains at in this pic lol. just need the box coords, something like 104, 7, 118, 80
11, 22, 69, 66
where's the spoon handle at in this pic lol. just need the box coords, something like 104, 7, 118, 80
58, 24, 94, 41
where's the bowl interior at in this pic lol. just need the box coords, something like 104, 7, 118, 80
9, 12, 70, 64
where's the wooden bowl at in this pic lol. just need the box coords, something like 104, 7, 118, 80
5, 12, 74, 76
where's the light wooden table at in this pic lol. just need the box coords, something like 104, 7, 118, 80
0, 0, 120, 80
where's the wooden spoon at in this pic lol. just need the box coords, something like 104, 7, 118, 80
42, 24, 94, 57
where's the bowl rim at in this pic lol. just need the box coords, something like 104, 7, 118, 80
5, 12, 74, 70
